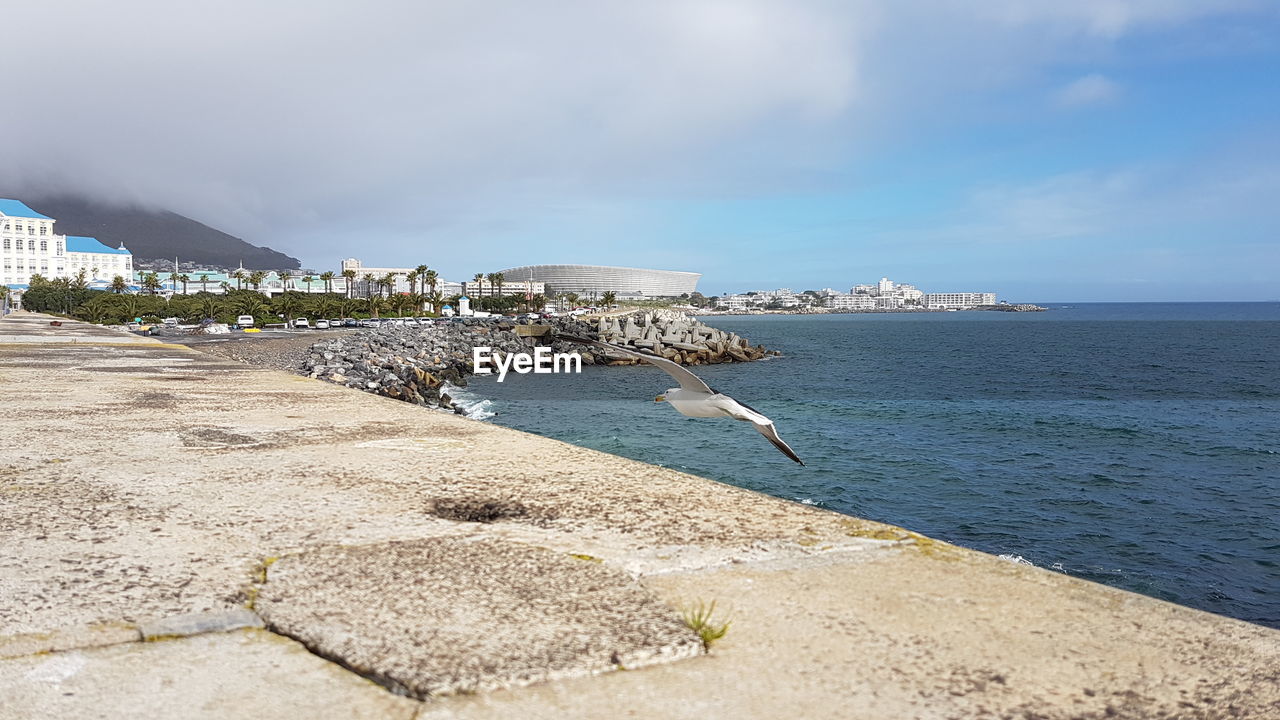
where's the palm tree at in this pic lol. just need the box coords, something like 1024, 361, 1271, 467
273, 292, 304, 324
169, 271, 180, 293
199, 273, 210, 293
367, 294, 386, 319
197, 295, 224, 321
320, 271, 335, 295
301, 274, 314, 292
415, 265, 429, 295
178, 274, 190, 295
380, 272, 397, 298
342, 269, 357, 298
472, 273, 485, 299
233, 293, 268, 318
121, 295, 143, 321
601, 290, 617, 307
428, 292, 444, 315
406, 270, 418, 301
80, 301, 111, 324
313, 295, 339, 320
277, 272, 290, 293
72, 269, 89, 290
249, 270, 267, 292
90, 265, 99, 281
232, 269, 245, 291
424, 269, 438, 296
111, 275, 127, 294
339, 298, 358, 319
361, 273, 374, 299
219, 281, 231, 293
142, 272, 162, 295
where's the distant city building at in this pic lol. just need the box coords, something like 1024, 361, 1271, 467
825, 293, 875, 310
340, 258, 416, 295
459, 278, 545, 298
924, 292, 997, 309
66, 236, 133, 281
717, 294, 753, 310
2, 199, 132, 289
718, 276, 997, 312
498, 264, 700, 299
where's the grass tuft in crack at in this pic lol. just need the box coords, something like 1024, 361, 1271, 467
681, 600, 730, 651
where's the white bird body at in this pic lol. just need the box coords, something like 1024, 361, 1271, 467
557, 334, 805, 465
663, 388, 731, 418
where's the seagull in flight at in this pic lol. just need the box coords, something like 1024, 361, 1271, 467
557, 334, 804, 465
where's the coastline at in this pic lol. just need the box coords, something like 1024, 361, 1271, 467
694, 303, 1047, 317
4, 311, 1278, 719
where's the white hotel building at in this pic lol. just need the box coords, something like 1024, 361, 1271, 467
2, 199, 133, 288
924, 292, 997, 309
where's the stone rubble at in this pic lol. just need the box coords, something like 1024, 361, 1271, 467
298, 312, 775, 414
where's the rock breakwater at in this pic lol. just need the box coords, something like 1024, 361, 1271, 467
299, 311, 773, 413
594, 309, 775, 365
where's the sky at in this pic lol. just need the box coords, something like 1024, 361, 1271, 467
2, 1, 1278, 301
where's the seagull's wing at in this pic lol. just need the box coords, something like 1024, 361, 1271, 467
753, 422, 805, 466
556, 334, 713, 394
712, 395, 806, 466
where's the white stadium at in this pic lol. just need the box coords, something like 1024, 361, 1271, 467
498, 264, 701, 298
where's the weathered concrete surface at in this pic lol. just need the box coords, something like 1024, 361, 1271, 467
4, 312, 1279, 719
0, 629, 417, 720
419, 552, 1280, 719
139, 608, 263, 640
0, 313, 886, 639
0, 313, 154, 343
255, 538, 702, 697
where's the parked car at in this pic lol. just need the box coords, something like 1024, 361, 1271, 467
343, 318, 359, 327
293, 318, 311, 329
329, 318, 342, 327
236, 315, 255, 328
314, 319, 331, 329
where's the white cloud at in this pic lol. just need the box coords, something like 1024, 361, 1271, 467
1055, 73, 1122, 107
0, 1, 1272, 271
1053, 74, 1122, 107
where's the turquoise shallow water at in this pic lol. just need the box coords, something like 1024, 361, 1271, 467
461, 303, 1280, 628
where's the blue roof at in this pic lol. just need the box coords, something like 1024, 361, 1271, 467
0, 199, 52, 220
67, 236, 130, 255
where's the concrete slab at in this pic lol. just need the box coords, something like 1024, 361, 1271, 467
417, 550, 1280, 720
255, 537, 702, 698
0, 628, 417, 720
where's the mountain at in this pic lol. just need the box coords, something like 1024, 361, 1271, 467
10, 195, 300, 270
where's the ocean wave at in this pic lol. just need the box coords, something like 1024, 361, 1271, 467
998, 554, 1035, 566
442, 383, 497, 420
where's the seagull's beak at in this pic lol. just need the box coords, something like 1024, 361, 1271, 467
655, 395, 666, 403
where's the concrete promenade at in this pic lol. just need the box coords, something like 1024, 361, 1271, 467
2, 311, 1277, 719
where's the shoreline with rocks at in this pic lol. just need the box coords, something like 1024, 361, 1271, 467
183, 311, 775, 415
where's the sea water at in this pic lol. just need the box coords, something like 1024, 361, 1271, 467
466, 303, 1280, 628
